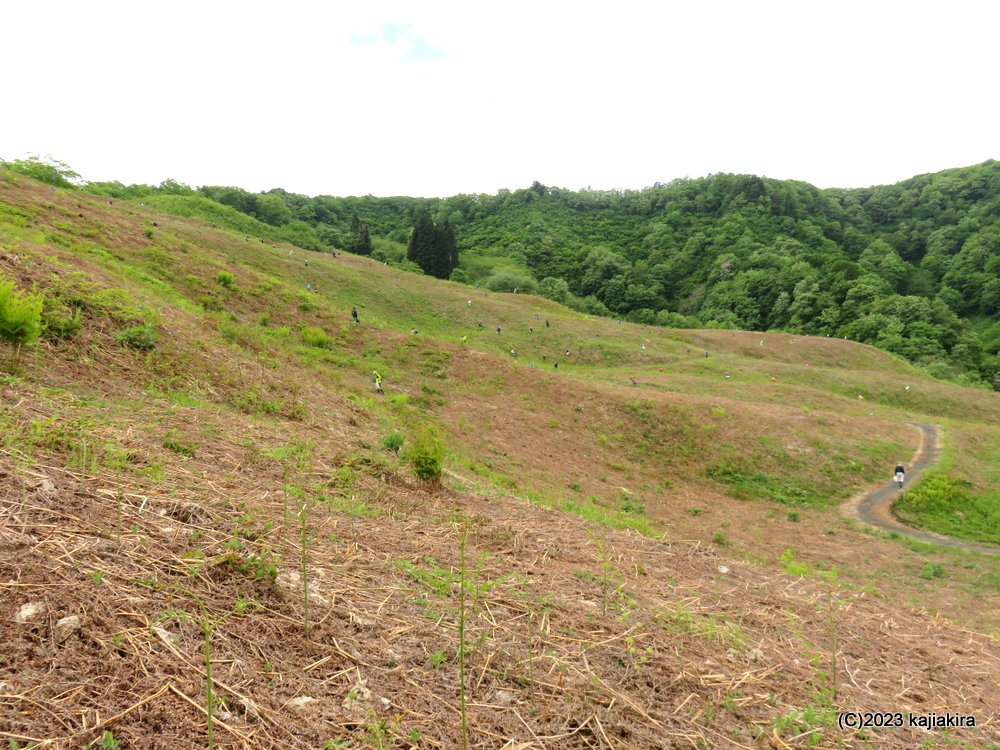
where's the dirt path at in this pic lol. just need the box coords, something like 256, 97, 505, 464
841, 422, 1000, 556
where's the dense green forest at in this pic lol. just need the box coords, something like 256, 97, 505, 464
8, 156, 1000, 388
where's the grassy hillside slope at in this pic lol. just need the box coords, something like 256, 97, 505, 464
1, 170, 998, 749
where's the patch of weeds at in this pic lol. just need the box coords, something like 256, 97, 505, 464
199, 294, 224, 312
300, 325, 331, 349
712, 532, 728, 547
689, 507, 703, 516
706, 461, 827, 506
619, 489, 645, 515
382, 431, 404, 453
83, 731, 121, 750
894, 473, 1000, 546
41, 299, 82, 340
395, 556, 454, 597
430, 649, 449, 669
918, 562, 945, 580
116, 324, 157, 350
787, 511, 800, 522
163, 429, 196, 457
215, 271, 236, 290
772, 686, 837, 744
655, 602, 747, 649
387, 393, 410, 408
779, 549, 811, 576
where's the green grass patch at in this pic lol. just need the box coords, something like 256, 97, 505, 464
705, 461, 828, 507
894, 473, 1000, 546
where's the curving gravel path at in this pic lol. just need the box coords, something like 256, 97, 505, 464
841, 422, 1000, 556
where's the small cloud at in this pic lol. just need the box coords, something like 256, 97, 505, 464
350, 32, 379, 46
379, 22, 444, 63
400, 37, 443, 64
381, 23, 408, 44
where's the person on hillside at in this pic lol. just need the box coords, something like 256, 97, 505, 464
373, 370, 383, 394
630, 377, 638, 386
496, 327, 501, 334
545, 319, 550, 327
351, 306, 359, 324
894, 463, 905, 488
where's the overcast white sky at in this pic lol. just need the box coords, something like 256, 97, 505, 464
2, 1, 996, 197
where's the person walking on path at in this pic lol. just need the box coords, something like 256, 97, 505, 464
373, 370, 383, 395
894, 463, 905, 488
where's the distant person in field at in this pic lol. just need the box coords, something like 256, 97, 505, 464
630, 377, 638, 386
497, 327, 501, 334
894, 463, 905, 488
351, 306, 359, 324
545, 319, 550, 327
373, 370, 383, 394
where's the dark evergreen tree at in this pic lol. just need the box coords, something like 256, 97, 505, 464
347, 213, 372, 255
407, 213, 438, 274
353, 222, 372, 255
437, 221, 458, 276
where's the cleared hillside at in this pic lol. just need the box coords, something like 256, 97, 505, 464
1, 171, 999, 748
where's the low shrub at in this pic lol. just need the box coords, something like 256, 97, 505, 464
116, 324, 157, 350
383, 431, 405, 453
0, 278, 43, 362
42, 301, 81, 340
301, 325, 331, 349
407, 426, 445, 483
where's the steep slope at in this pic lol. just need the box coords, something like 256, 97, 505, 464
1, 171, 999, 748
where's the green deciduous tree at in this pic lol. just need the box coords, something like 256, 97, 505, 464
1, 155, 80, 187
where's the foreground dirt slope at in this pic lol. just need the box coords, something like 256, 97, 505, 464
3, 431, 998, 749
0, 173, 998, 748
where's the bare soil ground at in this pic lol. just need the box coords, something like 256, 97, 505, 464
3, 436, 999, 749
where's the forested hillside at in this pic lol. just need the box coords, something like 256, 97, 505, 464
24, 157, 1000, 387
